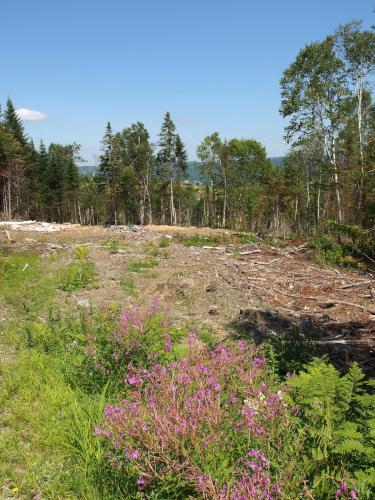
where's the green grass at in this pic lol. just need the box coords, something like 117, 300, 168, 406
127, 258, 159, 273
182, 233, 220, 247
119, 277, 139, 296
239, 233, 258, 244
102, 239, 121, 254
0, 252, 57, 315
0, 349, 112, 498
159, 238, 170, 248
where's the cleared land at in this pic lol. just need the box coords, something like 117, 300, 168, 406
1, 222, 374, 374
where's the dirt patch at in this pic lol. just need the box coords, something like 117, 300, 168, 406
1, 223, 374, 371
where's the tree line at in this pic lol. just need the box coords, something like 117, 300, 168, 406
1, 20, 374, 239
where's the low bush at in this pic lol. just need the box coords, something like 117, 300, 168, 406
119, 277, 138, 296
287, 359, 375, 499
96, 338, 293, 498
25, 301, 185, 389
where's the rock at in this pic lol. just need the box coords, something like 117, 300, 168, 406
208, 305, 219, 316
77, 299, 91, 311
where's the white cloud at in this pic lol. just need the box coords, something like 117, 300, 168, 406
16, 108, 47, 121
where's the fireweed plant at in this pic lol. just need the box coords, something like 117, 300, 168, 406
16, 301, 374, 498
95, 334, 371, 499
83, 300, 185, 383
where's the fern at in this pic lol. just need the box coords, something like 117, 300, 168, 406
287, 358, 375, 497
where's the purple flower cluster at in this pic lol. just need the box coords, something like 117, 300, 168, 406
84, 300, 177, 376
95, 336, 290, 497
336, 481, 359, 499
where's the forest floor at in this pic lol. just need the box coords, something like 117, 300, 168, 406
1, 222, 374, 375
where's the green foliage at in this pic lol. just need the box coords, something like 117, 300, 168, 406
311, 234, 346, 265
181, 233, 220, 247
74, 245, 90, 260
127, 258, 158, 273
143, 240, 160, 256
262, 327, 319, 376
0, 252, 56, 314
239, 233, 258, 244
119, 277, 138, 296
287, 359, 375, 498
106, 239, 119, 254
159, 237, 170, 248
58, 260, 95, 292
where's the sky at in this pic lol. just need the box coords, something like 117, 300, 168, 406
1, 0, 374, 164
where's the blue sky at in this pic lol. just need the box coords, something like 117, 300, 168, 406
1, 0, 374, 163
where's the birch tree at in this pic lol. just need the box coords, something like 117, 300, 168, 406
280, 37, 349, 222
335, 21, 375, 216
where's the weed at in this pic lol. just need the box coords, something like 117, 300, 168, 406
143, 241, 160, 257
74, 245, 90, 260
179, 233, 220, 247
106, 239, 119, 254
0, 252, 56, 314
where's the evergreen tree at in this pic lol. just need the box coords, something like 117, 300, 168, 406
99, 122, 118, 224
3, 98, 26, 146
121, 122, 153, 225
156, 112, 177, 225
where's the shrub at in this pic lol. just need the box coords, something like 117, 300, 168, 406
94, 339, 375, 498
106, 239, 119, 254
143, 241, 160, 256
287, 359, 375, 499
182, 233, 220, 247
119, 277, 138, 296
311, 234, 346, 265
74, 245, 91, 260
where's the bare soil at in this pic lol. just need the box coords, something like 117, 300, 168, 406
1, 222, 374, 373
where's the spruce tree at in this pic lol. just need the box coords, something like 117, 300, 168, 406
99, 122, 114, 176
4, 98, 26, 146
157, 112, 177, 225
99, 122, 118, 224
175, 134, 188, 179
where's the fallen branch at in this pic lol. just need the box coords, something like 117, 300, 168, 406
273, 287, 375, 314
239, 250, 262, 255
338, 280, 374, 290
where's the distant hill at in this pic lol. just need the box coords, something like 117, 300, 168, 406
78, 165, 98, 175
79, 157, 285, 180
270, 157, 285, 167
